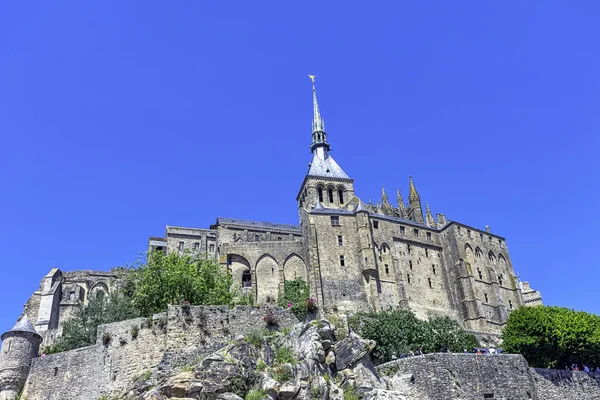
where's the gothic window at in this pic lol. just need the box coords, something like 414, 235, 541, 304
340, 255, 345, 267
209, 244, 215, 252
409, 260, 413, 270
328, 188, 334, 203
382, 245, 387, 253
242, 270, 252, 288
476, 248, 483, 259
373, 221, 379, 229
432, 265, 436, 274
96, 291, 105, 301
498, 275, 503, 286
385, 264, 389, 274
400, 226, 405, 235
425, 249, 429, 258
338, 235, 343, 246
428, 278, 432, 288
509, 300, 513, 309
277, 237, 282, 241
484, 294, 489, 303
330, 216, 340, 226
407, 274, 411, 284
338, 189, 344, 204
427, 232, 432, 241
255, 235, 260, 242
477, 268, 483, 280
178, 241, 185, 251
413, 229, 419, 237
193, 242, 200, 251
318, 187, 324, 203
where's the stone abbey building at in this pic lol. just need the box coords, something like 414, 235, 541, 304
8, 78, 541, 351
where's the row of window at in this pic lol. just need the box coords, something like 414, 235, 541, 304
458, 226, 504, 248
318, 187, 345, 204
376, 221, 434, 242
178, 241, 215, 252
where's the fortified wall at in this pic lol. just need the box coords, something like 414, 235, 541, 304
16, 305, 298, 400
376, 353, 600, 400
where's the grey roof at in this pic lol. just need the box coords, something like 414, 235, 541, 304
2, 317, 41, 340
217, 218, 300, 232
307, 153, 350, 179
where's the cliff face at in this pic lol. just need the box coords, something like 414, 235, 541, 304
12, 306, 600, 400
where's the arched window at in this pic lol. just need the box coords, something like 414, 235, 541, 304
328, 188, 334, 203
96, 291, 105, 301
69, 291, 75, 301
338, 188, 344, 204
277, 237, 282, 241
318, 187, 324, 203
254, 235, 260, 242
242, 270, 252, 288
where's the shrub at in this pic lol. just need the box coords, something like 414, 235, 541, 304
245, 388, 267, 400
264, 311, 278, 327
244, 328, 265, 347
343, 386, 360, 400
274, 346, 296, 365
271, 365, 293, 383
256, 359, 267, 372
131, 325, 139, 340
278, 278, 310, 321
306, 298, 318, 313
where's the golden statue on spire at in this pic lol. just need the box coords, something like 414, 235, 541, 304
308, 74, 316, 83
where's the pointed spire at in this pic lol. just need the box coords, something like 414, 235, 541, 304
425, 203, 437, 228
308, 75, 329, 154
381, 186, 390, 206
409, 176, 419, 200
396, 188, 406, 214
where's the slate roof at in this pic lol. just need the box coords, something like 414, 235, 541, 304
216, 218, 301, 232
1, 317, 41, 340
307, 152, 350, 179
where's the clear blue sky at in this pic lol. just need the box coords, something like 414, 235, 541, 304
1, 1, 599, 334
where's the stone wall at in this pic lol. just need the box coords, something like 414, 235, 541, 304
21, 305, 298, 400
376, 353, 600, 400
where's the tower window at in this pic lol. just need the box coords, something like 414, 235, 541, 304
413, 229, 419, 237
489, 236, 493, 244
480, 233, 483, 241
400, 226, 405, 235
468, 230, 472, 238
373, 221, 379, 229
427, 232, 432, 241
209, 244, 215, 252
407, 274, 411, 284
178, 241, 185, 251
328, 188, 334, 203
409, 260, 413, 270
338, 189, 344, 204
407, 244, 411, 254
242, 270, 252, 288
428, 278, 432, 288
425, 249, 429, 258
458, 226, 462, 234
340, 255, 345, 267
338, 235, 343, 246
193, 242, 200, 251
277, 237, 282, 241
509, 300, 513, 309
318, 188, 324, 203
330, 216, 340, 226
478, 269, 483, 280
255, 235, 260, 242
432, 265, 436, 274
385, 264, 389, 274
484, 294, 489, 303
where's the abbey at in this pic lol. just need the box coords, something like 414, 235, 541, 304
7, 78, 541, 354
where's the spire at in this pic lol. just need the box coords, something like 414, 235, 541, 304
396, 188, 406, 217
409, 176, 419, 200
308, 74, 330, 154
425, 203, 437, 228
381, 186, 390, 206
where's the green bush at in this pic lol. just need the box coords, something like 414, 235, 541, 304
349, 310, 479, 363
274, 345, 297, 365
244, 328, 265, 347
245, 388, 268, 400
278, 278, 310, 320
502, 306, 600, 368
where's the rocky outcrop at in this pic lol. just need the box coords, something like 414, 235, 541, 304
114, 318, 382, 400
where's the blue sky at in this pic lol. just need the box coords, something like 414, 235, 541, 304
1, 1, 599, 334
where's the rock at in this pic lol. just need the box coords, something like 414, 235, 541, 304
363, 389, 407, 399
333, 333, 376, 371
260, 373, 280, 399
325, 351, 336, 366
217, 393, 244, 400
161, 371, 196, 398
279, 380, 300, 399
328, 382, 344, 400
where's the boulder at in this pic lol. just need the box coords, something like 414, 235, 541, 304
333, 333, 376, 371
279, 380, 300, 399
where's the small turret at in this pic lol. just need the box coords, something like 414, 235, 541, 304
407, 176, 424, 223
0, 317, 43, 400
396, 188, 406, 218
380, 186, 394, 215
425, 203, 438, 228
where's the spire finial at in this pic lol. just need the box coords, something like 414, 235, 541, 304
381, 185, 390, 205
309, 74, 329, 153
425, 203, 437, 228
409, 176, 419, 199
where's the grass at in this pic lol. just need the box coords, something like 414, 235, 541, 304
271, 365, 293, 383
343, 386, 360, 400
245, 388, 267, 400
244, 328, 265, 347
256, 359, 267, 372
274, 346, 297, 365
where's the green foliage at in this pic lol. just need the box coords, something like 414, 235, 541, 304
278, 278, 310, 321
271, 365, 293, 382
230, 290, 254, 307
244, 328, 265, 347
53, 291, 139, 352
343, 386, 360, 400
274, 345, 297, 365
130, 251, 233, 317
130, 325, 139, 340
502, 306, 600, 368
349, 310, 479, 363
245, 388, 267, 400
256, 359, 267, 372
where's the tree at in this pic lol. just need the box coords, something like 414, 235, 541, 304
349, 310, 479, 363
48, 291, 139, 352
502, 306, 600, 368
130, 251, 233, 317
277, 278, 310, 321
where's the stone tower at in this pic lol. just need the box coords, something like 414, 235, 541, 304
0, 318, 43, 400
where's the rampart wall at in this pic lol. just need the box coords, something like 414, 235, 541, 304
21, 305, 297, 400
